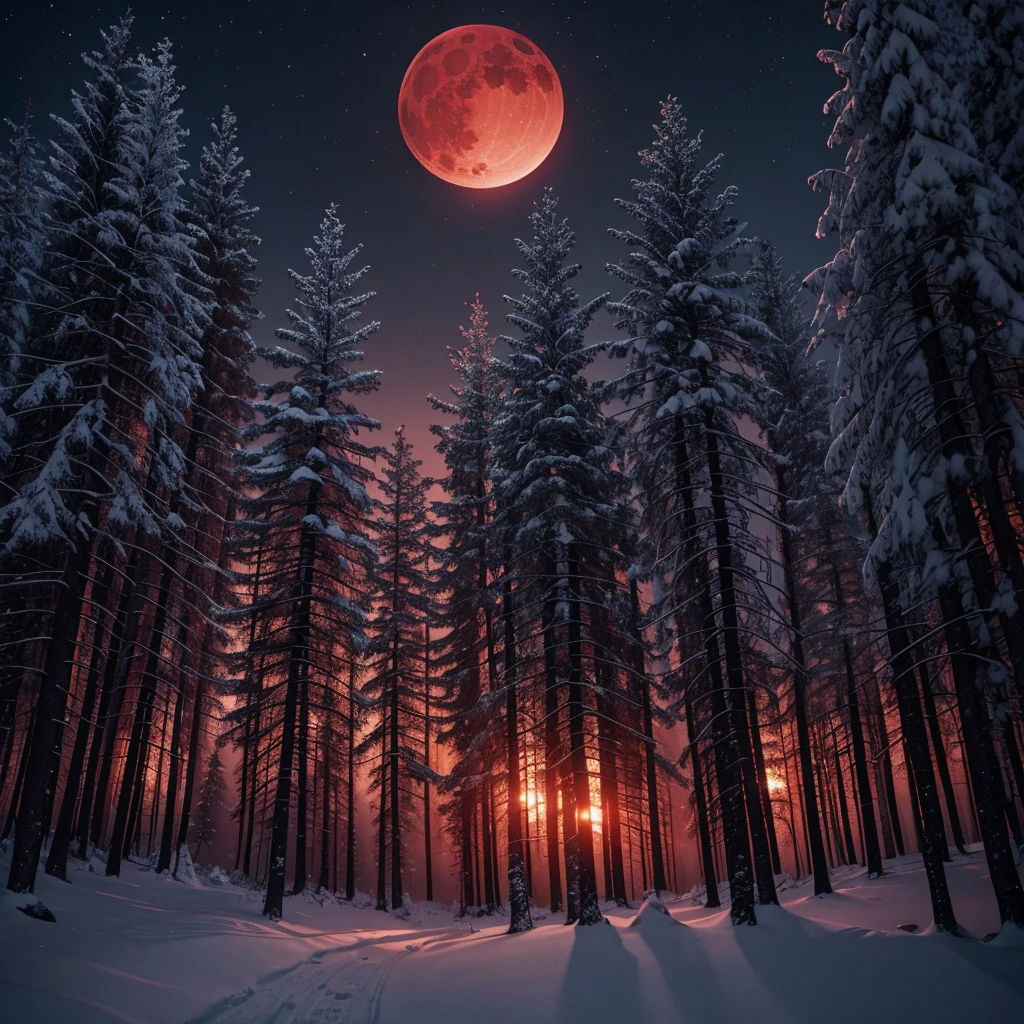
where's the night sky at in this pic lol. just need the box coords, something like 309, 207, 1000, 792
1, 1, 837, 476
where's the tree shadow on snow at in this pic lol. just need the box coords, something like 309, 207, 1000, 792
932, 930, 1024, 995
632, 913, 721, 1020
555, 923, 641, 1024
731, 906, 1021, 1024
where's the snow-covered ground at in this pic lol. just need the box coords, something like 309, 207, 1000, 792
1, 850, 1021, 1023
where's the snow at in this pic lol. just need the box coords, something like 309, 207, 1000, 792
1, 850, 1021, 1023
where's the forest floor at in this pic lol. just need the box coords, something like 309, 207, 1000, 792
0, 848, 1022, 1023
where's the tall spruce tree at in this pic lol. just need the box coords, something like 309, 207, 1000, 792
0, 111, 48, 454
492, 189, 631, 929
155, 104, 260, 878
747, 241, 839, 893
2, 24, 207, 902
427, 296, 505, 915
607, 98, 778, 925
237, 205, 379, 921
0, 111, 50, 815
809, 0, 1024, 930
360, 427, 430, 911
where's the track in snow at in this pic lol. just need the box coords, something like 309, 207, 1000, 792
193, 927, 459, 1024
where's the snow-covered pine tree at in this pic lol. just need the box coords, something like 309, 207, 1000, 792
968, 0, 1024, 201
3, 22, 208, 901
809, 0, 1024, 930
0, 110, 48, 456
607, 98, 777, 925
236, 204, 379, 921
161, 105, 261, 878
358, 427, 430, 911
1, 25, 138, 895
95, 38, 207, 881
749, 240, 883, 889
427, 295, 505, 915
957, 5, 1024, 527
0, 110, 49, 813
491, 188, 632, 929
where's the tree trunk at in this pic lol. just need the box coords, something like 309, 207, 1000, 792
423, 625, 433, 902
748, 687, 783, 874
81, 549, 144, 857
490, 781, 502, 906
685, 695, 720, 907
318, 726, 331, 893
106, 553, 178, 878
6, 541, 93, 896
173, 671, 205, 878
291, 677, 309, 895
778, 470, 832, 894
45, 561, 116, 880
702, 404, 777, 909
264, 648, 308, 916
233, 701, 251, 874
904, 740, 926, 853
561, 764, 580, 923
262, 500, 319, 920
345, 660, 356, 900
565, 551, 601, 925
155, 643, 186, 874
459, 791, 474, 912
480, 776, 495, 910
239, 537, 266, 878
376, 703, 388, 912
123, 683, 156, 863
542, 594, 564, 914
389, 661, 402, 911
872, 682, 906, 858
501, 572, 532, 933
779, 717, 803, 878
872, 545, 958, 933
934, 564, 1024, 925
627, 579, 666, 895
916, 647, 968, 856
671, 413, 756, 924
596, 688, 627, 905
844, 640, 883, 876
831, 722, 857, 865
3, 706, 35, 842
639, 645, 667, 895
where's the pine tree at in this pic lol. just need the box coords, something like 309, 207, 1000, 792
3, 22, 207, 902
0, 110, 48, 456
809, 0, 1024, 930
97, 38, 208, 880
237, 204, 379, 921
359, 427, 430, 911
0, 111, 49, 824
492, 188, 632, 929
607, 98, 778, 925
163, 105, 261, 878
427, 295, 505, 915
747, 241, 838, 893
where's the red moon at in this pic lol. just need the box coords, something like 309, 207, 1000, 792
398, 25, 563, 189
